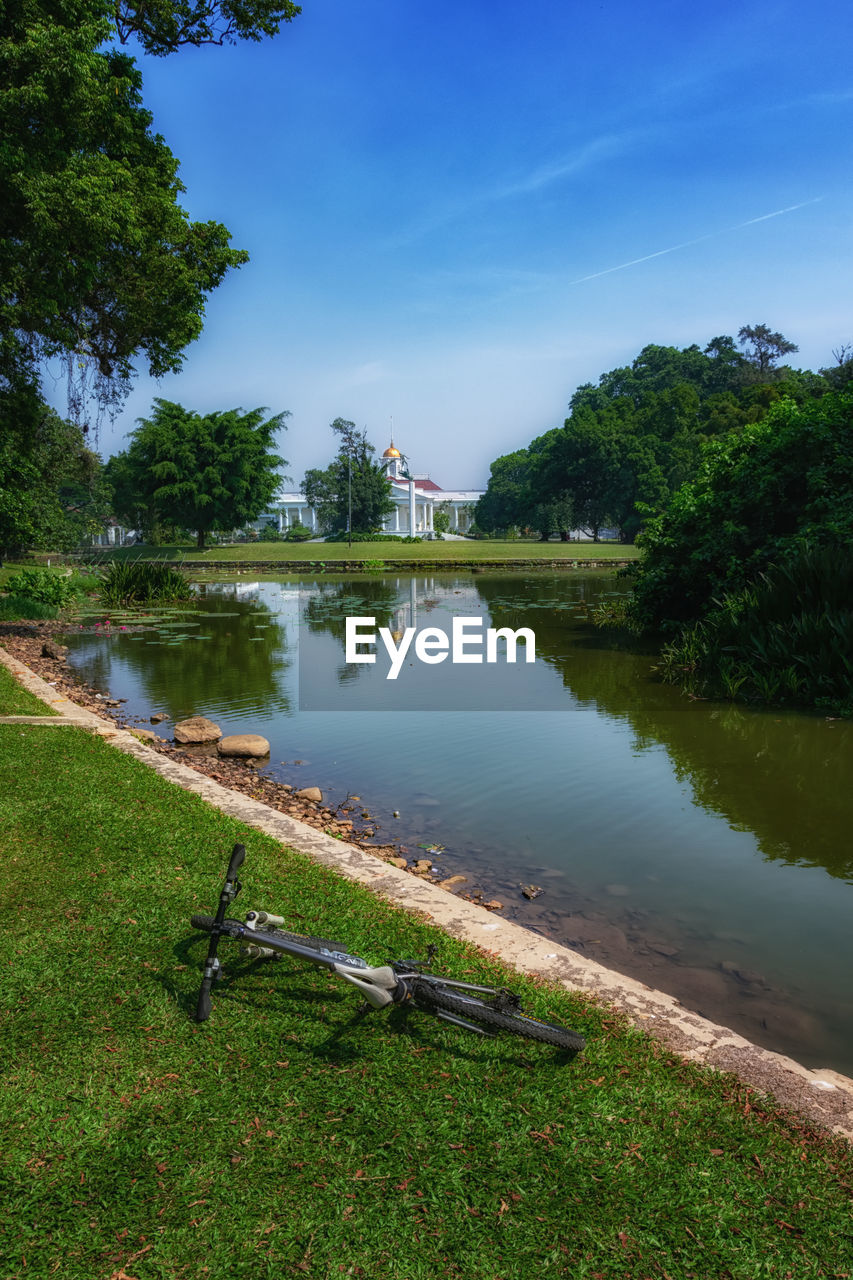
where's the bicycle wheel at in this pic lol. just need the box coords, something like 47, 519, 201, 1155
410, 979, 585, 1051
191, 915, 346, 951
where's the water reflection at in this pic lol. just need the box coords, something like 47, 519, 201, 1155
66, 586, 292, 721
479, 578, 853, 883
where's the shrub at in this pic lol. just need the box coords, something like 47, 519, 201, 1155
630, 390, 853, 635
284, 524, 314, 542
99, 561, 192, 607
4, 567, 80, 607
323, 531, 422, 544
658, 544, 853, 716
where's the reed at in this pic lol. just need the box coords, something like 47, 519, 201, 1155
98, 559, 192, 606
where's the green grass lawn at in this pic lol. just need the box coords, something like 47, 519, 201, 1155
1, 724, 851, 1280
93, 539, 639, 565
0, 662, 57, 715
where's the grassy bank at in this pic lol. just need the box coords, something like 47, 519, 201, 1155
1, 723, 852, 1279
0, 661, 57, 715
86, 539, 639, 565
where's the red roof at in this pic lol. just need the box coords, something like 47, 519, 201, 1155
388, 476, 444, 492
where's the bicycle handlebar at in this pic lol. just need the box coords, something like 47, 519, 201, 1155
226, 843, 246, 881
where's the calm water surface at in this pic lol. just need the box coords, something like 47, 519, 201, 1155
62, 572, 853, 1074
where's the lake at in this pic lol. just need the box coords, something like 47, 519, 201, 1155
61, 571, 853, 1075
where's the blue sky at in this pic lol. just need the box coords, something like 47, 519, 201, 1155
62, 0, 853, 488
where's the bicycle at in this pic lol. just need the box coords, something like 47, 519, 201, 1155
191, 843, 586, 1053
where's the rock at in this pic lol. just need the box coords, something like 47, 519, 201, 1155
174, 716, 222, 744
392, 810, 401, 818
650, 943, 679, 958
218, 734, 270, 758
388, 857, 408, 869
483, 900, 504, 911
130, 727, 158, 742
295, 786, 323, 803
438, 875, 468, 890
41, 640, 67, 660
150, 712, 169, 724
521, 884, 543, 900
413, 859, 433, 874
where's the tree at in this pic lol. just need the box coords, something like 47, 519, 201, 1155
107, 399, 288, 548
433, 503, 452, 535
477, 329, 812, 545
0, 381, 113, 555
112, 0, 301, 55
303, 420, 395, 536
1, 1, 303, 426
737, 324, 798, 378
474, 448, 536, 533
819, 344, 853, 392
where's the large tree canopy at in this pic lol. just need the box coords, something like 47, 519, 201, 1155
106, 399, 288, 547
475, 327, 816, 542
0, 1, 256, 415
1, 0, 304, 429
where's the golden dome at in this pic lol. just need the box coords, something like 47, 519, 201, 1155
383, 444, 401, 458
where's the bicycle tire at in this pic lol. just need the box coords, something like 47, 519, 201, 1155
410, 979, 585, 1051
191, 914, 346, 952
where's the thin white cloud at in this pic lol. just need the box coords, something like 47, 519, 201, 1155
568, 198, 825, 285
384, 133, 629, 249
491, 135, 626, 201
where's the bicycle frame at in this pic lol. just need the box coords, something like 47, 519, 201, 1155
240, 913, 405, 1009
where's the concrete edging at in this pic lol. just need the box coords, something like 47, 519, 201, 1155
2, 644, 852, 1139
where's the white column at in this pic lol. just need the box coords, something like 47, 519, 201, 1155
453, 505, 460, 529
409, 480, 416, 534
394, 505, 400, 532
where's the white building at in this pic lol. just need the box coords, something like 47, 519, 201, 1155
262, 441, 484, 538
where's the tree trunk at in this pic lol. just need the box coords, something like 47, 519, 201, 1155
196, 528, 206, 550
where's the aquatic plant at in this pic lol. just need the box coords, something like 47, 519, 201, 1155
99, 560, 192, 607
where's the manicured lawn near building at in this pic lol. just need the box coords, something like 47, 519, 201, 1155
1, 721, 851, 1279
92, 539, 640, 565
